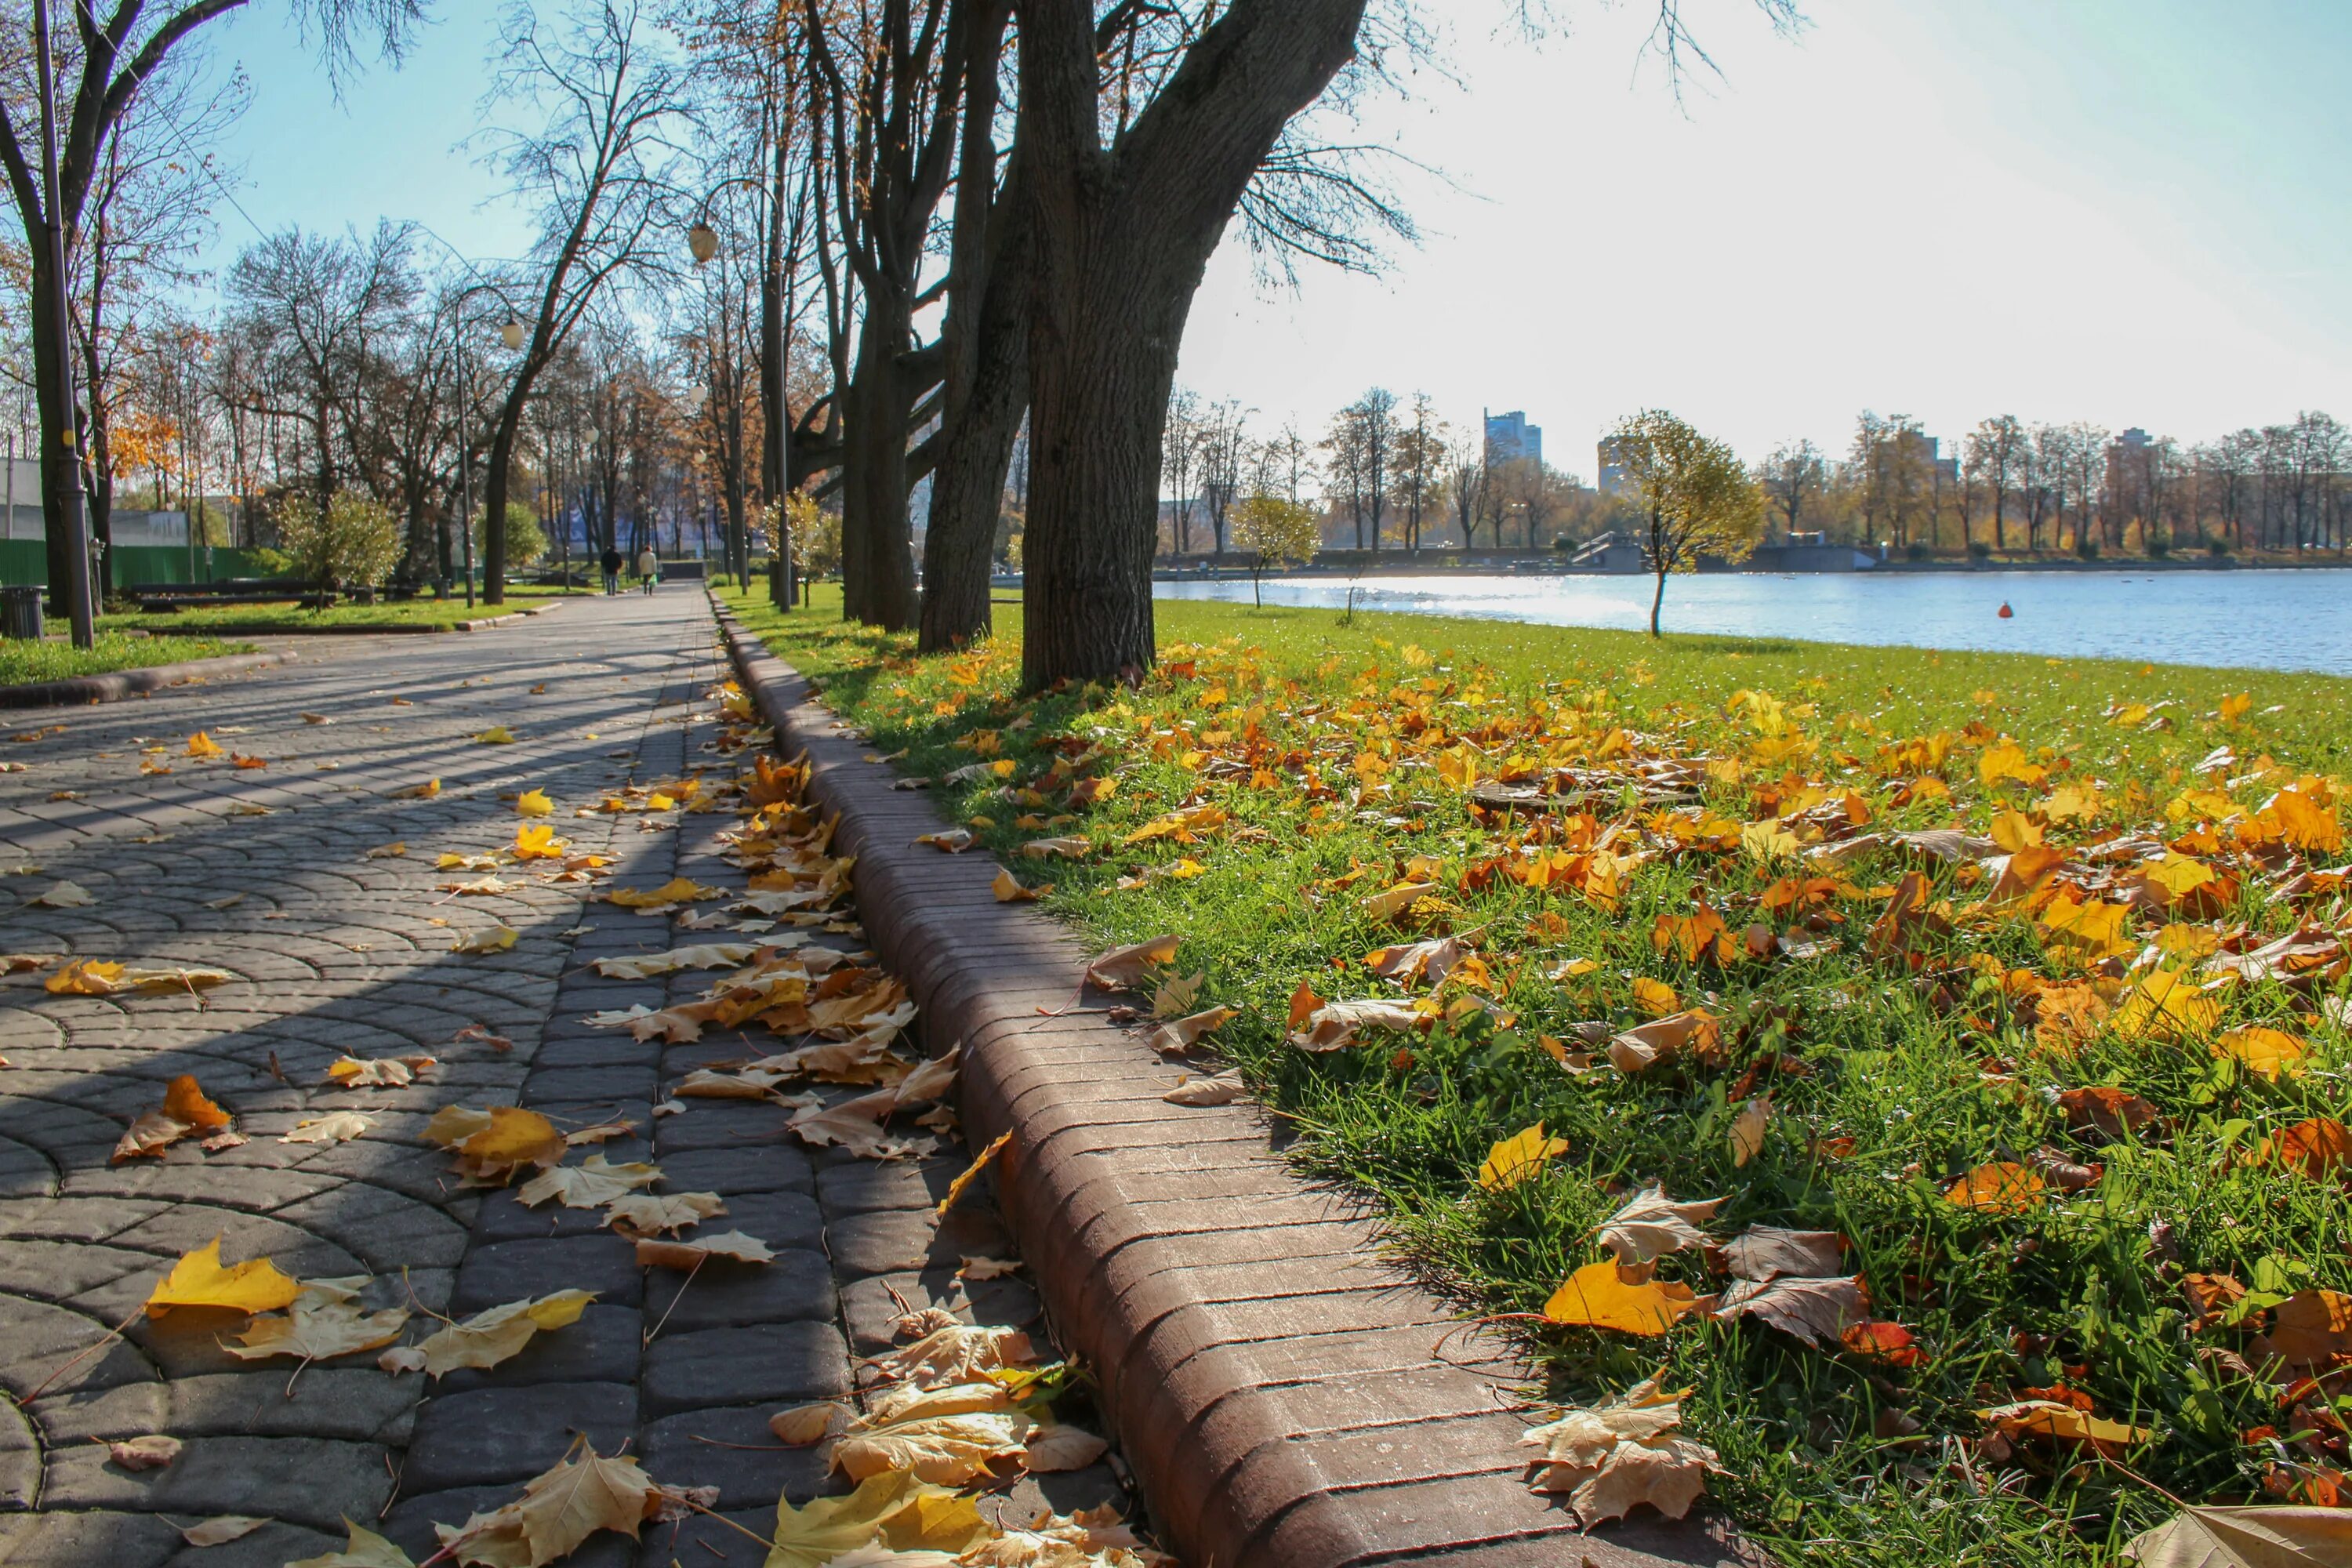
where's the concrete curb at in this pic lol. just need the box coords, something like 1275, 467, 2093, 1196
117, 598, 569, 637
0, 648, 295, 710
711, 597, 1762, 1568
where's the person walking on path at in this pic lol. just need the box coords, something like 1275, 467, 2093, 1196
599, 545, 622, 595
637, 545, 659, 594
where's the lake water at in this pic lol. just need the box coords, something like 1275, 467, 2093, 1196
1154, 568, 2350, 676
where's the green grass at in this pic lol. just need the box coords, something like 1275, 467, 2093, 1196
720, 583, 2352, 1565
104, 587, 584, 634
0, 630, 249, 687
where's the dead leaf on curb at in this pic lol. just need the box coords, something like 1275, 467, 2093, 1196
634, 1230, 775, 1270
106, 1434, 183, 1470
1521, 1374, 1722, 1525
177, 1515, 271, 1547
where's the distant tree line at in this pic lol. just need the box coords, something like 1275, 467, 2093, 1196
1155, 390, 2352, 563
1765, 410, 2352, 558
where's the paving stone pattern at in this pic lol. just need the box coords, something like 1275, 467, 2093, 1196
0, 592, 1114, 1567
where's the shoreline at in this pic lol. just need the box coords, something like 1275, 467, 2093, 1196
1139, 556, 2348, 583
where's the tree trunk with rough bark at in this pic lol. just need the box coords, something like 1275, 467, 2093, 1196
838, 297, 919, 629
1015, 0, 1367, 689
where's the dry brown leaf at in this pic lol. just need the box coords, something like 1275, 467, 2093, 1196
1606, 1008, 1722, 1073
634, 1229, 775, 1270
1162, 1072, 1246, 1106
106, 1434, 183, 1470
1597, 1185, 1725, 1265
178, 1516, 270, 1547
1288, 997, 1423, 1052
285, 1520, 416, 1567
282, 1112, 374, 1145
601, 1192, 726, 1237
381, 1290, 596, 1378
226, 1286, 408, 1363
868, 1321, 1036, 1389
431, 1436, 661, 1566
1144, 1005, 1239, 1055
325, 1055, 434, 1090
1712, 1274, 1867, 1348
771, 1401, 855, 1446
516, 1156, 660, 1210
1728, 1091, 1773, 1168
2119, 1504, 2352, 1567
1521, 1374, 1722, 1525
1083, 935, 1180, 990
1721, 1227, 1843, 1283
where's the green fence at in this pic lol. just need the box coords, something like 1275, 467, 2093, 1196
0, 541, 278, 590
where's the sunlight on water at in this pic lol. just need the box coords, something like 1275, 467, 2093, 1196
1155, 569, 2352, 675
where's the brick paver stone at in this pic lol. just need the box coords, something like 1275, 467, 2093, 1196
0, 592, 1122, 1567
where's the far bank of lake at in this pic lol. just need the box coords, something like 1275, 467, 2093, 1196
1154, 568, 2348, 675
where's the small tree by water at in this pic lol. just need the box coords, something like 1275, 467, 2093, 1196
1231, 494, 1321, 608
1606, 409, 1764, 636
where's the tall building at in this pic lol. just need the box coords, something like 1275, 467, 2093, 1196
1484, 409, 1542, 470
1597, 436, 1630, 496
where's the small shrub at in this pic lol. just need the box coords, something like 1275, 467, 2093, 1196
1967, 541, 1992, 560
2074, 535, 2100, 561
2147, 533, 2171, 558
1904, 541, 1930, 561
2207, 536, 2233, 558
274, 493, 400, 594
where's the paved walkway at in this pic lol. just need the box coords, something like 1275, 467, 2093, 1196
0, 591, 1101, 1566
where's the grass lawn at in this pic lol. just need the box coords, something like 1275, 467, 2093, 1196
0, 630, 249, 687
720, 582, 2352, 1565
103, 587, 584, 634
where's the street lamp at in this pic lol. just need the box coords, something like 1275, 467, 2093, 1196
687, 221, 718, 265
499, 318, 526, 351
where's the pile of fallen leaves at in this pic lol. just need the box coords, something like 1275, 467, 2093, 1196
21, 688, 1158, 1568
759, 607, 2352, 1563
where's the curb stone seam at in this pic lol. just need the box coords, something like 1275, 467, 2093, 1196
711, 597, 1765, 1568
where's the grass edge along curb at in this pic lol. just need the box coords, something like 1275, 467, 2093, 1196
0, 648, 292, 710
706, 591, 1763, 1568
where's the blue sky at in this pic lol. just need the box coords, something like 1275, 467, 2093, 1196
191, 0, 2351, 474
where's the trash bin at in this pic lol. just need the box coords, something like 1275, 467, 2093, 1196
0, 585, 42, 641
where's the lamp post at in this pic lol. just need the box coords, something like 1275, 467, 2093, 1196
448, 299, 526, 609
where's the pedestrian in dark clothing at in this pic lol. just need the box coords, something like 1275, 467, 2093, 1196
599, 547, 622, 595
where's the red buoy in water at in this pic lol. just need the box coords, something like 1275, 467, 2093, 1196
1998, 601, 2014, 619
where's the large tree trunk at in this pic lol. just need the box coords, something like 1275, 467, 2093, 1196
838, 299, 919, 629
920, 4, 1023, 653
1015, 0, 1367, 688
27, 249, 78, 602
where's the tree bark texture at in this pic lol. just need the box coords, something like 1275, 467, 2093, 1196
920, 1, 1023, 652
1014, 0, 1367, 689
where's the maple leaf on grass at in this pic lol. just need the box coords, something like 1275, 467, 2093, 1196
1713, 1273, 1868, 1349
1521, 1374, 1722, 1525
1596, 1186, 1723, 1265
1287, 997, 1423, 1053
2119, 1505, 2352, 1567
433, 1436, 661, 1566
1977, 1399, 2151, 1456
1720, 1227, 1844, 1283
1476, 1123, 1569, 1192
1543, 1259, 1711, 1336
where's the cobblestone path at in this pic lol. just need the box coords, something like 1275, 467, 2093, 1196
0, 591, 1096, 1566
